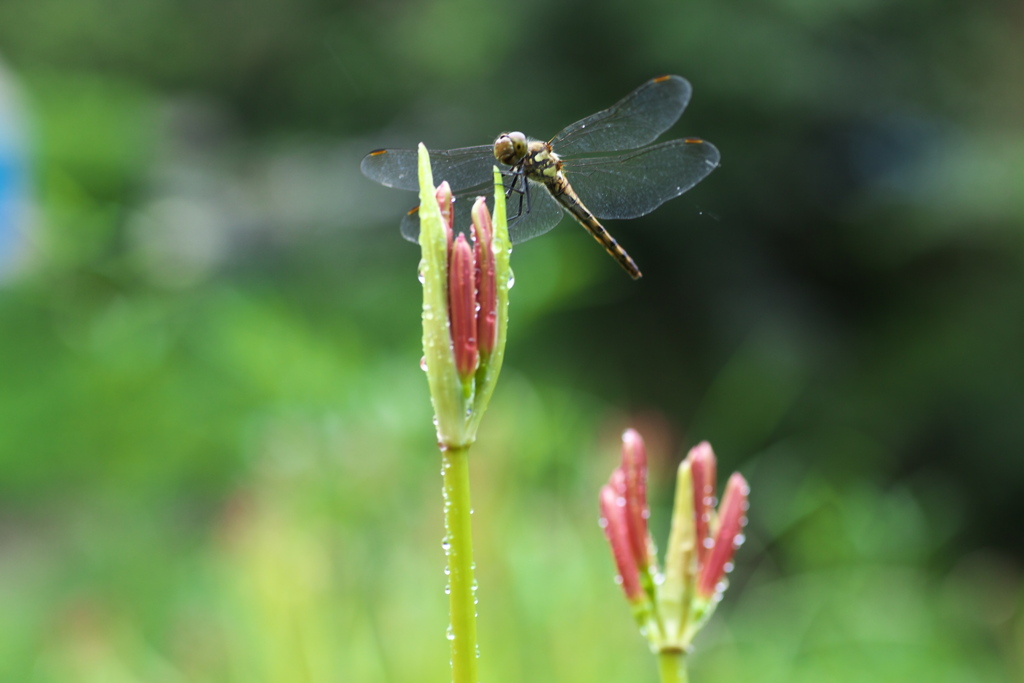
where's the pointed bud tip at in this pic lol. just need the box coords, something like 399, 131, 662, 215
689, 440, 716, 466
621, 429, 647, 469
434, 182, 454, 248
608, 467, 626, 496
728, 472, 750, 500
471, 195, 491, 228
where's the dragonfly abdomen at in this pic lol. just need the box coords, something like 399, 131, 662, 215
521, 142, 642, 278
546, 175, 643, 280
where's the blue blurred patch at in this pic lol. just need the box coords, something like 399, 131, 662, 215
0, 68, 27, 275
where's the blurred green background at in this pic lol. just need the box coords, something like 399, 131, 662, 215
0, 0, 1022, 681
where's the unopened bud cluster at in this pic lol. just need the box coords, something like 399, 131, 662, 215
416, 144, 511, 449
438, 183, 498, 382
599, 430, 749, 651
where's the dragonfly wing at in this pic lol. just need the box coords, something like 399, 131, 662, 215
398, 174, 565, 245
548, 76, 692, 157
563, 139, 720, 220
506, 184, 565, 244
361, 145, 495, 192
364, 145, 503, 243
399, 204, 425, 242
399, 180, 495, 243
399, 181, 562, 244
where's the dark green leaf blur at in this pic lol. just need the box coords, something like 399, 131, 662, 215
0, 0, 1020, 680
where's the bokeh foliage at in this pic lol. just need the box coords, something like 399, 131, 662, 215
0, 0, 1021, 680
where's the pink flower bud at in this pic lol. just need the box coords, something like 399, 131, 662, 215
696, 472, 749, 598
448, 233, 478, 379
621, 429, 651, 571
600, 481, 643, 602
688, 441, 717, 566
435, 181, 453, 252
472, 197, 497, 357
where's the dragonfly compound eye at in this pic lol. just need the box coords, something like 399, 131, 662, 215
493, 131, 528, 166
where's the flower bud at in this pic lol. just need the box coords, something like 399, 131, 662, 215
600, 479, 643, 602
696, 473, 749, 598
435, 181, 454, 251
621, 429, 651, 571
415, 144, 512, 448
448, 233, 479, 379
472, 197, 497, 357
688, 441, 717, 566
600, 428, 750, 652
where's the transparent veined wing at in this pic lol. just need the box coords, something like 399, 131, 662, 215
360, 145, 494, 192
363, 144, 497, 243
500, 185, 566, 243
362, 75, 714, 248
561, 138, 720, 220
398, 174, 567, 244
548, 75, 692, 157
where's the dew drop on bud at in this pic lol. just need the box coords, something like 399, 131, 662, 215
446, 625, 455, 641
420, 356, 429, 372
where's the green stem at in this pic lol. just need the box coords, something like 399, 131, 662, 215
442, 445, 479, 683
657, 650, 689, 683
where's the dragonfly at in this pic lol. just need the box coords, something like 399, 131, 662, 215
360, 75, 719, 279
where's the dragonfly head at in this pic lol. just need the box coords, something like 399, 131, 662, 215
493, 131, 528, 166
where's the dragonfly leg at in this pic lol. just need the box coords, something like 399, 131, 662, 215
503, 165, 529, 220
501, 166, 525, 197
501, 168, 519, 195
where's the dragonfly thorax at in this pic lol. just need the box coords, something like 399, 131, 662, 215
521, 140, 562, 182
